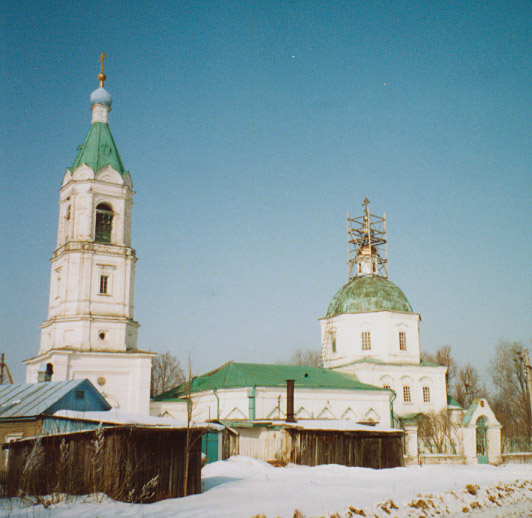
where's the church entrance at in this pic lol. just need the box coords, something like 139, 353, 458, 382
476, 416, 488, 464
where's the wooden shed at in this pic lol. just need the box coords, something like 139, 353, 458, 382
4, 425, 205, 502
284, 426, 404, 468
220, 419, 404, 468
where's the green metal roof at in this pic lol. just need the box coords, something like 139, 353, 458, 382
447, 395, 463, 409
326, 276, 413, 318
397, 413, 423, 424
69, 122, 126, 175
154, 362, 386, 400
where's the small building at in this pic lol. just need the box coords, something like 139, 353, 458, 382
461, 398, 502, 465
232, 419, 403, 468
0, 379, 110, 470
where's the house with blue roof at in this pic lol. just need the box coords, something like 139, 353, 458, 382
0, 379, 110, 470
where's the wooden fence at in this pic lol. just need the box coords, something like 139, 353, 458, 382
4, 426, 205, 502
502, 436, 532, 453
286, 429, 404, 468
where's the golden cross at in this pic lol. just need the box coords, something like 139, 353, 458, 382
99, 52, 107, 74
362, 197, 371, 230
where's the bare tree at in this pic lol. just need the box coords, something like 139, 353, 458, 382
490, 341, 531, 436
150, 352, 185, 397
453, 364, 488, 409
182, 353, 203, 497
417, 409, 458, 454
421, 345, 457, 386
287, 348, 321, 367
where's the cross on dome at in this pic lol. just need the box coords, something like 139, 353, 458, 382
98, 51, 107, 87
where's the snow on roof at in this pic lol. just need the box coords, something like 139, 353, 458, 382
53, 409, 223, 430
272, 419, 401, 433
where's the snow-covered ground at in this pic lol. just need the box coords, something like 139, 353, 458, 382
1, 457, 531, 518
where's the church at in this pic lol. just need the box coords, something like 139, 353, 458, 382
153, 201, 448, 430
23, 59, 502, 465
24, 57, 154, 415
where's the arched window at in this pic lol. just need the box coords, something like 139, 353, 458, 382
95, 203, 113, 243
361, 331, 371, 351
399, 331, 407, 351
45, 363, 53, 382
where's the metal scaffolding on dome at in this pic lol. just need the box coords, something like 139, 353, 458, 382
347, 198, 388, 280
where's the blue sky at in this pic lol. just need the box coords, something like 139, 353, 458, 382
1, 1, 531, 383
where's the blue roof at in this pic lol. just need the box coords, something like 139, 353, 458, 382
90, 87, 112, 107
0, 380, 111, 418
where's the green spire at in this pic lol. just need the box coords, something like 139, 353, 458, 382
69, 122, 127, 176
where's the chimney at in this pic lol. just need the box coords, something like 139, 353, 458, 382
286, 379, 295, 422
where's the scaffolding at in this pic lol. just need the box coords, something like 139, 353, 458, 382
347, 197, 388, 280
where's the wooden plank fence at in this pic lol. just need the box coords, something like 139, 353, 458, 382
286, 429, 404, 468
4, 426, 205, 502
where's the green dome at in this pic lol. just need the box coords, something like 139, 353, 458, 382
326, 276, 413, 317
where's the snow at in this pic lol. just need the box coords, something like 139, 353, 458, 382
272, 418, 399, 432
53, 409, 223, 430
1, 457, 531, 518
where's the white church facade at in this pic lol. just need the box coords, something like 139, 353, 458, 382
20, 58, 503, 465
153, 201, 449, 431
319, 201, 448, 419
24, 58, 154, 414
151, 200, 501, 464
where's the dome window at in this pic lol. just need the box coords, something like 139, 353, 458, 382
399, 331, 407, 351
361, 331, 371, 351
95, 203, 113, 243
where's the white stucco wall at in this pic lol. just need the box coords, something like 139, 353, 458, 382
321, 311, 421, 367
39, 163, 138, 355
337, 362, 448, 417
27, 155, 150, 415
150, 386, 393, 429
25, 349, 153, 415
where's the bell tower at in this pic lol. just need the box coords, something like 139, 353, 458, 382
25, 56, 154, 414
